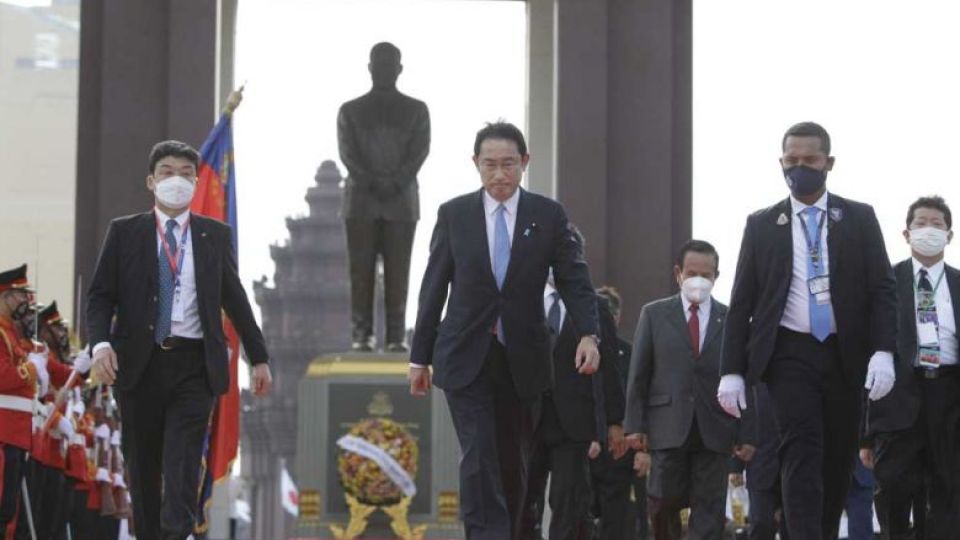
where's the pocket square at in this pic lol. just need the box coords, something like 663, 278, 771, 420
776, 213, 789, 226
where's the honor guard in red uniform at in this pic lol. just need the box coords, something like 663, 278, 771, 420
0, 265, 38, 540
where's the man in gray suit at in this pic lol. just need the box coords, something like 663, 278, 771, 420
338, 42, 431, 351
625, 240, 754, 539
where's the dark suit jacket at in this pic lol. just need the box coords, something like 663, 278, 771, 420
547, 295, 625, 443
865, 259, 960, 437
731, 384, 780, 491
87, 212, 269, 395
624, 295, 744, 453
337, 90, 430, 222
410, 188, 599, 401
721, 194, 898, 386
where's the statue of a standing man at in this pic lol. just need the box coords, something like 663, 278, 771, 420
338, 42, 430, 352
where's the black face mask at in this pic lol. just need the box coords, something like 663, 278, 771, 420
783, 165, 827, 197
11, 299, 29, 321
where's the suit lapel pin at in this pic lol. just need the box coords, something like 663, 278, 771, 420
829, 208, 843, 222
777, 213, 789, 226
523, 228, 531, 237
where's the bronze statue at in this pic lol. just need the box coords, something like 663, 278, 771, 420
338, 42, 430, 352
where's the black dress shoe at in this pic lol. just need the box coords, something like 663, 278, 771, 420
385, 342, 408, 353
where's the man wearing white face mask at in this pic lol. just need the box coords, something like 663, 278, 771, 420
624, 240, 753, 539
87, 140, 272, 540
861, 195, 960, 538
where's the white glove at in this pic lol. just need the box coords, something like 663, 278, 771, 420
72, 350, 92, 374
112, 472, 126, 488
95, 467, 110, 482
110, 430, 121, 447
57, 415, 76, 440
95, 424, 110, 440
865, 351, 895, 401
717, 374, 747, 418
28, 352, 50, 396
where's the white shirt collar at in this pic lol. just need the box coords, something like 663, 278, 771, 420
790, 190, 829, 215
483, 187, 521, 217
154, 207, 191, 228
680, 294, 711, 315
544, 283, 559, 300
912, 257, 946, 278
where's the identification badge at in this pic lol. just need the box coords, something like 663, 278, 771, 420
917, 322, 939, 346
919, 346, 941, 368
808, 275, 830, 295
171, 284, 185, 323
918, 310, 938, 324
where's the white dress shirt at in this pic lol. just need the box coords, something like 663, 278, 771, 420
681, 295, 711, 352
912, 258, 957, 365
410, 189, 520, 368
544, 283, 567, 330
155, 208, 203, 339
780, 191, 837, 335
483, 188, 519, 271
93, 208, 203, 354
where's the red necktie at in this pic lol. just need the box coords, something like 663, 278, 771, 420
689, 304, 700, 357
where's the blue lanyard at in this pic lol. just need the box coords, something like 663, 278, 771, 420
797, 208, 827, 272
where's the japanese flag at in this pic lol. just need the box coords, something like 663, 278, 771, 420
280, 464, 299, 516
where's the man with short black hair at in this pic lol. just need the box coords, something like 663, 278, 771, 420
862, 195, 959, 538
88, 140, 272, 540
719, 122, 898, 539
626, 240, 749, 539
410, 121, 600, 539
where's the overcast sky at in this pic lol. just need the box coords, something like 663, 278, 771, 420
233, 0, 960, 364
694, 0, 960, 301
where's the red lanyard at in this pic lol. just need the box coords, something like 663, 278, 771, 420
156, 215, 191, 280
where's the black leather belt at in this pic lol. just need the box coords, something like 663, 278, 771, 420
915, 365, 960, 379
157, 336, 204, 352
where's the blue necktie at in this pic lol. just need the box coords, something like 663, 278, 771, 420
494, 204, 510, 344
802, 206, 832, 341
155, 219, 177, 344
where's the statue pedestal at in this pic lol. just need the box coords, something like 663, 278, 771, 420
293, 352, 463, 539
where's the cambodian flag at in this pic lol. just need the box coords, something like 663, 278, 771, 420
191, 91, 243, 535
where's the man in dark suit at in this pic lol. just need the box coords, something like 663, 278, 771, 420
718, 122, 898, 539
338, 42, 431, 352
521, 277, 626, 540
591, 286, 647, 540
730, 384, 787, 540
87, 140, 272, 540
862, 195, 960, 538
409, 122, 601, 540
625, 240, 752, 539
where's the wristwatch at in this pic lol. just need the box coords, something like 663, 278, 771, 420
585, 334, 601, 346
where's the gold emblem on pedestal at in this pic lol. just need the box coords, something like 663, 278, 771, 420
329, 494, 426, 540
367, 390, 394, 416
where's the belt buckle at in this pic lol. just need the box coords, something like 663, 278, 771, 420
159, 338, 174, 351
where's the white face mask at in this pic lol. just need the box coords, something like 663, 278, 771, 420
681, 276, 714, 305
154, 175, 196, 209
909, 227, 949, 257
